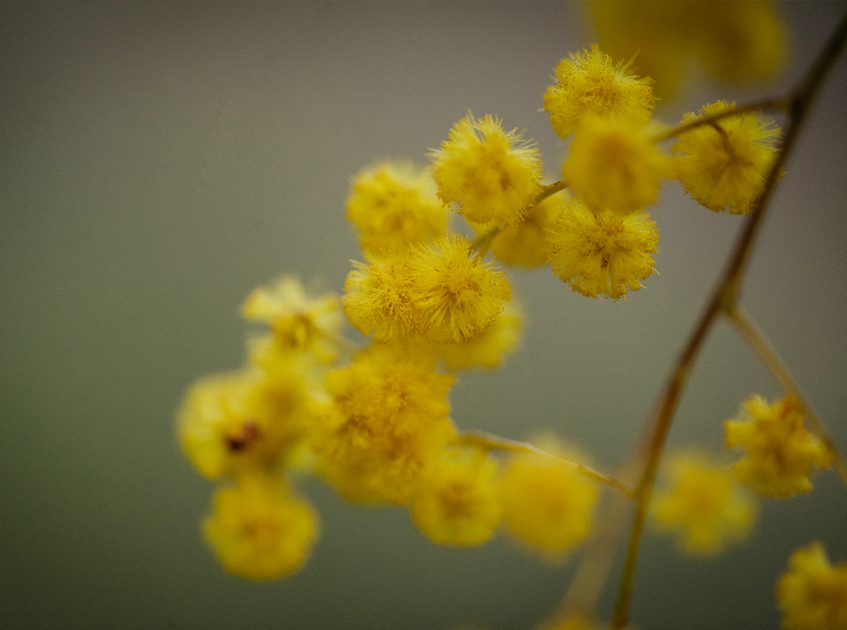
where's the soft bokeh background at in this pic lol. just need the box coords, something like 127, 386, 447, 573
2, 2, 846, 629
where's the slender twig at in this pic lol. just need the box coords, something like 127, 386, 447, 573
457, 430, 635, 499
724, 305, 847, 486
652, 97, 787, 143
610, 14, 847, 629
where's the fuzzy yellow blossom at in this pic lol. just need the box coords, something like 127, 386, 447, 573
410, 447, 502, 547
431, 114, 542, 226
343, 253, 419, 341
410, 235, 511, 343
563, 115, 670, 214
242, 276, 343, 363
673, 101, 780, 215
437, 300, 523, 371
480, 192, 567, 268
651, 452, 758, 556
778, 542, 847, 630
546, 199, 658, 300
346, 161, 448, 254
203, 475, 319, 581
499, 448, 599, 559
178, 363, 315, 480
317, 344, 456, 505
724, 395, 832, 498
543, 44, 655, 139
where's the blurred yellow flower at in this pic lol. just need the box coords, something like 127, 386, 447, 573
651, 452, 757, 556
778, 542, 847, 630
203, 475, 319, 581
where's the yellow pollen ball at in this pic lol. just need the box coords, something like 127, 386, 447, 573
345, 161, 448, 255
724, 395, 832, 498
431, 113, 542, 227
778, 542, 847, 630
409, 234, 511, 343
651, 451, 758, 556
499, 449, 599, 560
543, 44, 655, 139
673, 100, 781, 215
203, 475, 319, 581
546, 199, 659, 300
563, 115, 669, 214
410, 447, 502, 547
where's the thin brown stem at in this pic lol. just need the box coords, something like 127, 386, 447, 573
725, 305, 847, 486
610, 13, 847, 629
652, 97, 787, 143
457, 431, 635, 499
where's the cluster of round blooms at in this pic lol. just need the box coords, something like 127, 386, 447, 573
542, 46, 666, 299
650, 451, 758, 556
178, 276, 342, 579
724, 395, 833, 497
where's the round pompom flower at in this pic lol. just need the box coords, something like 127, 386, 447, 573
778, 542, 847, 630
410, 447, 502, 547
673, 101, 780, 214
546, 199, 659, 300
431, 113, 542, 227
343, 253, 420, 341
563, 115, 670, 214
345, 161, 448, 255
409, 234, 511, 343
499, 447, 599, 560
479, 192, 568, 268
242, 276, 343, 363
543, 44, 655, 139
316, 344, 456, 506
651, 451, 757, 557
724, 395, 832, 498
203, 475, 319, 581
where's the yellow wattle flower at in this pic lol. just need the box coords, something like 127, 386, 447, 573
673, 100, 780, 215
431, 113, 542, 227
546, 199, 659, 300
409, 234, 511, 343
778, 542, 847, 630
543, 44, 655, 139
346, 161, 448, 255
651, 451, 758, 556
410, 446, 502, 548
499, 445, 599, 560
203, 475, 319, 581
563, 115, 670, 214
724, 395, 832, 498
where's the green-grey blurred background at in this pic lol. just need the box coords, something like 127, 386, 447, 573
2, 2, 846, 628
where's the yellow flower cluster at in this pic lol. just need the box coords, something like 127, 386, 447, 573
540, 45, 666, 299
178, 276, 343, 579
725, 395, 832, 497
778, 542, 847, 630
674, 101, 780, 214
651, 452, 757, 556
